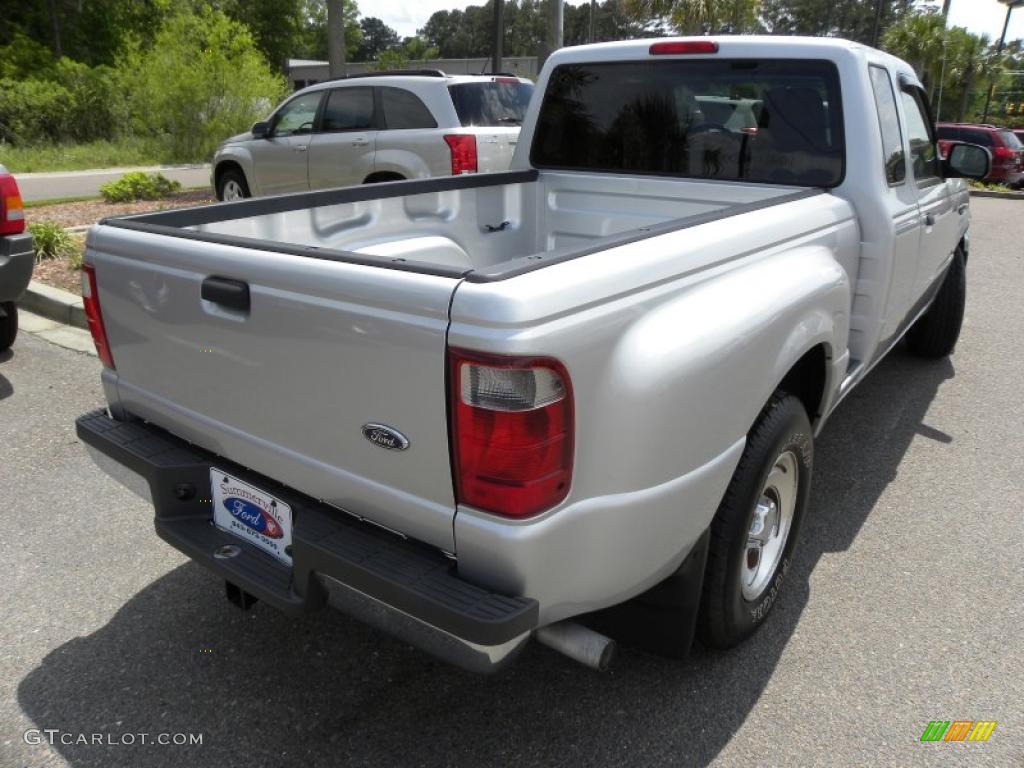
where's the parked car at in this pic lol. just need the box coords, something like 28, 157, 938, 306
0, 165, 32, 352
79, 37, 988, 673
936, 123, 1023, 186
212, 71, 533, 201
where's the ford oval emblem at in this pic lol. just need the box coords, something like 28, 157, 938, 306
223, 496, 283, 539
362, 423, 409, 451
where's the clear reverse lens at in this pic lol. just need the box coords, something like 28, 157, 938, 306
460, 363, 565, 411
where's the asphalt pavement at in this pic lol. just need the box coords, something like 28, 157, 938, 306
13, 165, 211, 202
2, 198, 1022, 767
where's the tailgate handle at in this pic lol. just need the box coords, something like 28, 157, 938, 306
202, 276, 250, 312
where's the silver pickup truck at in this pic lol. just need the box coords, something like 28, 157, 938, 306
77, 37, 990, 673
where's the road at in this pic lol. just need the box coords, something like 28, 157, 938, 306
13, 165, 211, 202
2, 198, 1023, 768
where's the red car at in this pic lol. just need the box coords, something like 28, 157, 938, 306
936, 123, 1024, 186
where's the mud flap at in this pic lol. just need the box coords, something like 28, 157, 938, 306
586, 529, 710, 659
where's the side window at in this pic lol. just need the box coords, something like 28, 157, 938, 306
868, 66, 906, 185
962, 129, 992, 147
381, 88, 438, 129
272, 92, 323, 137
321, 87, 374, 132
899, 88, 940, 184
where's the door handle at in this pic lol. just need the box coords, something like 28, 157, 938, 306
351, 139, 370, 147
925, 213, 936, 227
294, 145, 308, 152
202, 276, 250, 312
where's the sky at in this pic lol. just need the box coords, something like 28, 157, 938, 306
373, 0, 1024, 42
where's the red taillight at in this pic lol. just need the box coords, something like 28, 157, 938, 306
444, 134, 478, 175
449, 349, 574, 519
0, 173, 25, 236
993, 145, 1016, 161
81, 263, 115, 368
650, 40, 719, 55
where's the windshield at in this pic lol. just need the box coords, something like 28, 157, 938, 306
531, 59, 845, 187
448, 81, 534, 127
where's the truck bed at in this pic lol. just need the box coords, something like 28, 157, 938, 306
103, 170, 819, 281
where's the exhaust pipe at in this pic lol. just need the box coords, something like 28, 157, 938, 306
534, 621, 616, 671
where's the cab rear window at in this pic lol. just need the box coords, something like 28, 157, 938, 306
531, 59, 845, 187
448, 81, 534, 127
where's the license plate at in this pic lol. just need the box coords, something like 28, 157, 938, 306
211, 469, 292, 565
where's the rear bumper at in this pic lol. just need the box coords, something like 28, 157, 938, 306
0, 234, 34, 303
76, 409, 538, 673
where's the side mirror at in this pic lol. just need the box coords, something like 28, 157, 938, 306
251, 121, 270, 139
943, 142, 990, 180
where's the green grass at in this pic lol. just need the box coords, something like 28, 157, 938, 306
23, 195, 100, 208
0, 138, 163, 173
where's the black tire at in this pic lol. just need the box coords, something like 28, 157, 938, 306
698, 393, 812, 649
0, 301, 17, 351
906, 247, 966, 359
216, 167, 250, 201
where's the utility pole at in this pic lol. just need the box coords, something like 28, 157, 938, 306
539, 0, 563, 70
941, 0, 953, 19
589, 0, 596, 43
492, 0, 505, 73
870, 0, 884, 48
982, 0, 1024, 123
327, 0, 346, 78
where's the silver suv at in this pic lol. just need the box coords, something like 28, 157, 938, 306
212, 70, 533, 200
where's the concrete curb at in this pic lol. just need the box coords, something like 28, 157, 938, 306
969, 189, 1024, 199
19, 280, 86, 330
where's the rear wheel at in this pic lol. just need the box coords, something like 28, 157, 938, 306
216, 168, 250, 201
699, 393, 812, 649
906, 246, 966, 359
0, 301, 18, 351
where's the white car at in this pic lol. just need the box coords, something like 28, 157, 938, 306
212, 70, 533, 200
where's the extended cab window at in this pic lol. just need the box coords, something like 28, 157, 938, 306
868, 66, 906, 185
531, 59, 845, 187
381, 87, 437, 129
321, 87, 374, 132
899, 88, 940, 183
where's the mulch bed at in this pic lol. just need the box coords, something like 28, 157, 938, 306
33, 251, 84, 296
26, 189, 214, 230
27, 190, 215, 297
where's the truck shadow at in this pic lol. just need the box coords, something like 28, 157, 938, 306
17, 349, 954, 768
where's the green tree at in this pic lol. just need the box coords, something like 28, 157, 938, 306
372, 37, 440, 70
882, 11, 1005, 123
123, 9, 287, 162
623, 0, 760, 34
217, 0, 310, 70
356, 17, 401, 61
564, 0, 663, 44
300, 0, 363, 61
761, 0, 917, 44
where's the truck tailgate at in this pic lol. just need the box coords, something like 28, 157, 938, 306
87, 225, 461, 552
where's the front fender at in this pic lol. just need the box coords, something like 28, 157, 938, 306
212, 147, 255, 193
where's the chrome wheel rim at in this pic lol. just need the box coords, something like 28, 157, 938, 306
741, 449, 798, 601
222, 180, 245, 200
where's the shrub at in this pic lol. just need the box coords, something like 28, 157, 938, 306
0, 78, 73, 144
122, 10, 287, 162
100, 171, 181, 203
28, 221, 77, 262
